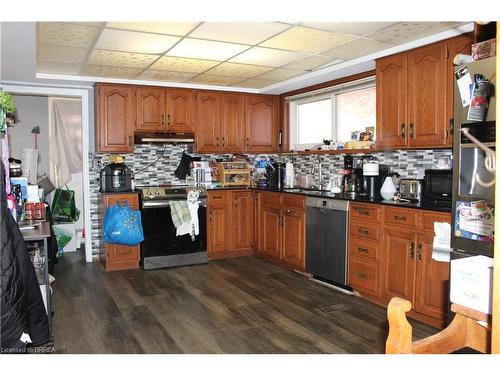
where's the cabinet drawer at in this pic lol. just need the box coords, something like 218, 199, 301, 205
421, 211, 451, 232
385, 207, 417, 227
349, 258, 378, 295
349, 237, 379, 260
283, 194, 305, 209
260, 191, 282, 206
351, 222, 380, 240
350, 203, 381, 221
208, 191, 229, 204
104, 194, 139, 210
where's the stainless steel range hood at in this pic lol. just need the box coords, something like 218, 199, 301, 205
134, 132, 195, 144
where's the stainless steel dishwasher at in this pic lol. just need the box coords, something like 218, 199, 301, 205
306, 196, 351, 291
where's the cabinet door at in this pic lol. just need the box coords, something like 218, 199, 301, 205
407, 43, 447, 147
414, 233, 450, 322
376, 54, 408, 148
96, 84, 134, 153
208, 203, 229, 253
383, 227, 416, 302
232, 191, 252, 250
244, 94, 279, 153
221, 93, 245, 153
282, 206, 305, 268
445, 35, 472, 146
260, 204, 282, 259
196, 92, 221, 153
251, 191, 260, 250
135, 87, 166, 132
166, 89, 195, 132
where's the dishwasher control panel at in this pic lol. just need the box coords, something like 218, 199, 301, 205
305, 197, 349, 211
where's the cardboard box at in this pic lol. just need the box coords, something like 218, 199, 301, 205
450, 255, 493, 314
472, 38, 496, 61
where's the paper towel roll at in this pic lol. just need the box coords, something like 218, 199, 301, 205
21, 148, 39, 184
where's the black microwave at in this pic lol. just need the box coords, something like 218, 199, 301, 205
423, 169, 452, 203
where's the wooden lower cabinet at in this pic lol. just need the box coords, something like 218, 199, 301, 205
260, 201, 282, 259
251, 191, 260, 249
100, 193, 140, 271
282, 205, 306, 268
207, 190, 253, 259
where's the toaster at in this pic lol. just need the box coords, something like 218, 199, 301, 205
399, 179, 423, 201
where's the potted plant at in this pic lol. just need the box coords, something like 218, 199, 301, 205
0, 91, 16, 134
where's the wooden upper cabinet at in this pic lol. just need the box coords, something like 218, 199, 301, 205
245, 94, 279, 153
135, 87, 166, 132
376, 53, 408, 148
232, 191, 253, 250
95, 84, 134, 153
196, 92, 221, 153
220, 93, 245, 153
166, 89, 195, 132
407, 43, 447, 148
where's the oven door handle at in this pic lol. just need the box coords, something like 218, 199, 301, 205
142, 200, 207, 208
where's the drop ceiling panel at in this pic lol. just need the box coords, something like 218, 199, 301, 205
234, 78, 278, 89
301, 22, 397, 37
167, 38, 249, 61
95, 28, 181, 54
190, 22, 291, 45
38, 44, 89, 63
366, 22, 463, 44
138, 70, 197, 82
256, 68, 304, 81
88, 50, 159, 68
83, 65, 143, 79
105, 22, 200, 36
260, 26, 355, 53
149, 56, 220, 73
38, 22, 99, 48
230, 47, 310, 68
322, 38, 394, 60
282, 55, 338, 71
188, 74, 242, 86
206, 62, 273, 78
38, 61, 82, 75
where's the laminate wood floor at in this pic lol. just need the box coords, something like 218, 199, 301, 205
52, 253, 437, 354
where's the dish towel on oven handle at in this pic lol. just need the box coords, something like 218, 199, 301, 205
170, 190, 200, 240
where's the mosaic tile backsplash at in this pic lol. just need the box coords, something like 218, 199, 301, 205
89, 145, 452, 256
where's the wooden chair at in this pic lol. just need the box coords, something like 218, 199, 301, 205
386, 297, 491, 354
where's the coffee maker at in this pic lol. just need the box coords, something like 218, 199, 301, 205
265, 162, 285, 189
341, 155, 362, 196
362, 160, 390, 200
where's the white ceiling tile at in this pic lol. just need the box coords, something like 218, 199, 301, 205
137, 70, 197, 82
38, 22, 99, 48
105, 22, 200, 36
188, 74, 242, 86
233, 78, 278, 89
149, 56, 219, 73
322, 38, 394, 60
167, 38, 249, 61
88, 50, 159, 68
256, 68, 305, 81
82, 65, 143, 79
229, 47, 310, 68
260, 26, 355, 53
282, 55, 337, 71
37, 61, 82, 75
95, 29, 181, 54
300, 22, 397, 37
38, 44, 89, 64
366, 22, 464, 44
206, 62, 273, 78
189, 22, 290, 45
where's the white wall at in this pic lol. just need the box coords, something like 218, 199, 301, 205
8, 94, 49, 177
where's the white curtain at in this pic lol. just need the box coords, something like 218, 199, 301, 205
48, 97, 82, 187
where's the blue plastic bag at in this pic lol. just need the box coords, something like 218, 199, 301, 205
103, 203, 144, 246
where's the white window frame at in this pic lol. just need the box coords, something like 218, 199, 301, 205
288, 76, 376, 151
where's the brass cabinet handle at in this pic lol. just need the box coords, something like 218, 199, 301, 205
357, 247, 369, 254
401, 123, 406, 138
356, 273, 368, 280
416, 244, 422, 261
358, 209, 369, 216
167, 114, 171, 126
446, 118, 454, 140
234, 198, 238, 208
394, 215, 407, 221
128, 136, 132, 147
409, 123, 415, 138
409, 241, 415, 258
160, 113, 165, 126
358, 228, 369, 235
285, 208, 292, 214
209, 211, 212, 221
216, 137, 220, 147
221, 137, 225, 147
246, 137, 250, 148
